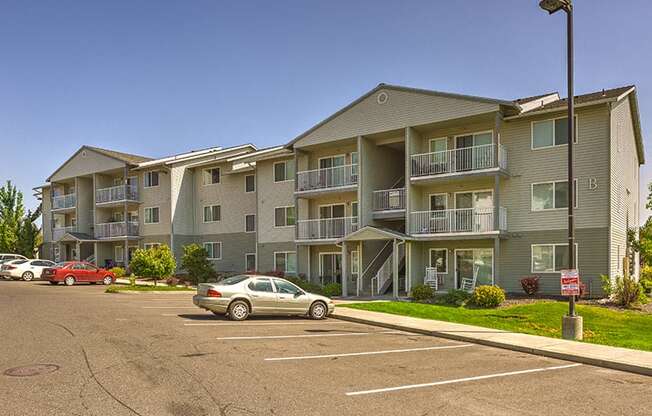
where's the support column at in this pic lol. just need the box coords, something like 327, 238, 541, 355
493, 174, 501, 231
494, 237, 500, 287
75, 241, 81, 260
494, 113, 502, 168
341, 241, 348, 297
392, 239, 399, 299
124, 239, 129, 268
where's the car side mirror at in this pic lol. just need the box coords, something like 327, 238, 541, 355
294, 291, 304, 298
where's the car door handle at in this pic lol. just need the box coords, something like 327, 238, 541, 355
251, 294, 259, 298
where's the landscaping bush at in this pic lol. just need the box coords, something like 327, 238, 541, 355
283, 275, 324, 295
439, 289, 472, 306
411, 284, 434, 301
519, 276, 539, 295
471, 285, 506, 308
110, 267, 126, 279
640, 265, 652, 294
601, 273, 648, 308
181, 244, 217, 284
323, 283, 342, 297
129, 245, 176, 286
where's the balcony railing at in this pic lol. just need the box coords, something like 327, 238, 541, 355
96, 184, 139, 204
373, 188, 406, 211
296, 217, 359, 240
296, 164, 358, 192
411, 144, 507, 177
52, 226, 77, 241
52, 193, 76, 210
409, 207, 506, 235
94, 221, 139, 239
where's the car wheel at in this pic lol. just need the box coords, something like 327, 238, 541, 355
102, 276, 113, 285
309, 301, 328, 320
49, 281, 58, 285
227, 300, 250, 321
64, 276, 75, 286
22, 271, 34, 281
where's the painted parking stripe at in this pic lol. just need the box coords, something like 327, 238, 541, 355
184, 321, 356, 327
217, 331, 402, 340
265, 344, 473, 361
345, 363, 582, 396
142, 306, 198, 309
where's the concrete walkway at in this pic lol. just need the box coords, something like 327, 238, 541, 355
332, 307, 652, 377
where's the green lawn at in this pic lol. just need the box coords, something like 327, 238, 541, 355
342, 301, 652, 351
105, 284, 195, 293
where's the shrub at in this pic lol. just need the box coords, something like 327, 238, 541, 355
181, 244, 217, 284
439, 289, 472, 306
281, 275, 324, 295
323, 283, 342, 297
602, 273, 648, 307
471, 285, 506, 308
640, 265, 652, 293
128, 274, 136, 286
411, 284, 434, 301
109, 267, 126, 278
519, 276, 539, 296
129, 245, 176, 286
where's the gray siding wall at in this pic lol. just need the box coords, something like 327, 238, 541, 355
257, 157, 295, 244
76, 177, 93, 235
196, 232, 256, 273
50, 149, 126, 182
139, 168, 172, 236
257, 241, 297, 272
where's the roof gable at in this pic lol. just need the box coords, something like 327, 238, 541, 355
48, 146, 132, 182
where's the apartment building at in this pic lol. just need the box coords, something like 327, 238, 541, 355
37, 83, 644, 297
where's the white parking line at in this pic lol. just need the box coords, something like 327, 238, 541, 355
265, 344, 473, 361
217, 331, 402, 340
345, 363, 583, 396
184, 321, 356, 327
142, 306, 198, 309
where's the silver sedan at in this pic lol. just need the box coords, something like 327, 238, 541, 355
193, 275, 335, 321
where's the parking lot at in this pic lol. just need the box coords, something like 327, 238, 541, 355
1, 281, 650, 416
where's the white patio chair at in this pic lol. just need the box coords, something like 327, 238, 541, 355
460, 266, 479, 292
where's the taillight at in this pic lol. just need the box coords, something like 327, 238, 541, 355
6, 266, 16, 270
206, 289, 222, 297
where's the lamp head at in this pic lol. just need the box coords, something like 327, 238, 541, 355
539, 0, 571, 14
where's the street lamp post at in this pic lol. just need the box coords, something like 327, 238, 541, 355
539, 0, 583, 340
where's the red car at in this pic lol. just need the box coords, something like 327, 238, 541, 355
42, 261, 115, 286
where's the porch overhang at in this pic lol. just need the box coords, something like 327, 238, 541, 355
336, 226, 411, 243
57, 232, 98, 243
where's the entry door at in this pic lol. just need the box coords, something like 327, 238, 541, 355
320, 253, 342, 284
429, 194, 448, 233
455, 249, 493, 288
455, 250, 475, 289
455, 192, 493, 232
455, 135, 475, 171
319, 155, 346, 186
319, 204, 345, 238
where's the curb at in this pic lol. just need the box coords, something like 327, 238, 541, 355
331, 312, 652, 377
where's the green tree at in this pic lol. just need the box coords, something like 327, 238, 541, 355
16, 205, 42, 257
0, 181, 25, 253
129, 244, 176, 286
181, 243, 216, 284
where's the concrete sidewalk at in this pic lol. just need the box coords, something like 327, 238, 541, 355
332, 307, 652, 377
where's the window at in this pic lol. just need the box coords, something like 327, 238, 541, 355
203, 205, 221, 222
245, 253, 256, 271
203, 242, 222, 260
115, 246, 124, 262
203, 167, 220, 185
274, 206, 295, 227
144, 243, 161, 250
429, 249, 448, 273
245, 175, 255, 192
351, 250, 360, 275
274, 252, 297, 274
273, 279, 302, 295
352, 201, 358, 223
274, 160, 295, 182
144, 207, 159, 224
144, 171, 159, 188
248, 278, 274, 292
531, 244, 578, 273
245, 214, 256, 232
532, 116, 578, 149
532, 180, 578, 211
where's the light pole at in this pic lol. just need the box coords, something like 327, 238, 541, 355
539, 0, 583, 340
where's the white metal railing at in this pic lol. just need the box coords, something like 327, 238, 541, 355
373, 188, 406, 211
410, 207, 506, 235
296, 217, 358, 240
96, 184, 139, 204
94, 221, 139, 239
411, 144, 507, 177
52, 226, 77, 241
296, 164, 358, 192
52, 193, 76, 210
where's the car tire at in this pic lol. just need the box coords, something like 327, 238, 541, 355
64, 276, 75, 286
102, 276, 113, 285
49, 281, 58, 285
227, 300, 250, 321
309, 301, 328, 320
22, 271, 34, 281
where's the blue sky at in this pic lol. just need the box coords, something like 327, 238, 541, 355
1, 0, 651, 219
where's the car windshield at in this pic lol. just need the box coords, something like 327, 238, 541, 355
217, 275, 250, 285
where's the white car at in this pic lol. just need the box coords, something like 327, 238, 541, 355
0, 253, 27, 266
0, 259, 56, 281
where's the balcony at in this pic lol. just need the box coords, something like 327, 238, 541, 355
52, 226, 77, 241
372, 188, 406, 220
94, 221, 139, 239
296, 217, 359, 242
52, 193, 76, 211
296, 164, 358, 195
411, 144, 507, 180
409, 207, 506, 236
96, 184, 139, 206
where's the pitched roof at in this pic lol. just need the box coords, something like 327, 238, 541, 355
525, 85, 635, 112
85, 146, 152, 164
514, 92, 559, 104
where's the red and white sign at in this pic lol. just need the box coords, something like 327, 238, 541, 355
560, 269, 580, 296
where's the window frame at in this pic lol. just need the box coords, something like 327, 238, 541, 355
273, 251, 297, 274
531, 243, 579, 273
428, 137, 448, 153
273, 160, 295, 183
429, 248, 448, 274
452, 130, 494, 148
203, 242, 222, 260
202, 167, 221, 186
244, 214, 256, 233
274, 206, 295, 228
531, 179, 578, 211
531, 115, 579, 150
144, 206, 160, 224
203, 204, 221, 223
245, 253, 256, 271
144, 171, 160, 188
244, 174, 255, 193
